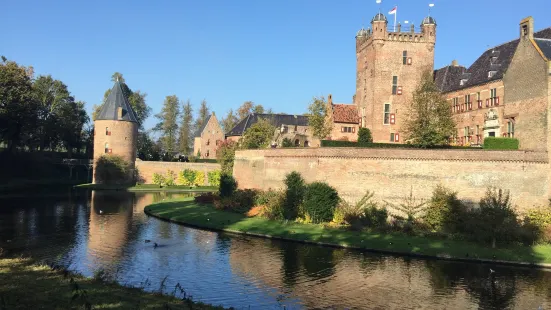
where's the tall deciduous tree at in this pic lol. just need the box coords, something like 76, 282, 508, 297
402, 71, 456, 148
0, 58, 37, 152
156, 95, 181, 154
221, 109, 238, 133
178, 99, 193, 154
307, 96, 332, 140
240, 118, 276, 149
194, 99, 210, 135
237, 101, 267, 121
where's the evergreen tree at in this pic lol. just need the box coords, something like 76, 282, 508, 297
402, 71, 456, 148
194, 99, 210, 135
221, 108, 238, 133
178, 99, 193, 154
155, 95, 181, 154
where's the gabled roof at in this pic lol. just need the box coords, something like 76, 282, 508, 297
226, 113, 309, 137
332, 104, 359, 124
534, 38, 551, 59
96, 81, 138, 122
195, 114, 212, 138
434, 27, 551, 93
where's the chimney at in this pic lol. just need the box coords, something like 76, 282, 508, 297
451, 60, 458, 67
328, 94, 333, 105
520, 16, 534, 40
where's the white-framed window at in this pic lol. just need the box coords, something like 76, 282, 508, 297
384, 104, 391, 124
392, 76, 398, 95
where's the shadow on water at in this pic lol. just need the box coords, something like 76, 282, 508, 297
1, 190, 551, 309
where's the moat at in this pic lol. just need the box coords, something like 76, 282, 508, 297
1, 190, 550, 309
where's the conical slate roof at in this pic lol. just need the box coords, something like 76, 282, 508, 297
96, 81, 138, 123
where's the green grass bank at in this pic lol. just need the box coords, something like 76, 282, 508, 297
0, 257, 227, 309
144, 198, 551, 268
74, 183, 218, 192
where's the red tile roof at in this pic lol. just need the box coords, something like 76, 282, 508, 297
332, 104, 359, 124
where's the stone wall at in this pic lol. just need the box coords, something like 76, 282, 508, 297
135, 160, 221, 185
233, 148, 549, 210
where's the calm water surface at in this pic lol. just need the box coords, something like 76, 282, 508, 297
0, 190, 550, 310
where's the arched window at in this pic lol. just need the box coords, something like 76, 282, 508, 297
304, 141, 309, 147
294, 139, 300, 147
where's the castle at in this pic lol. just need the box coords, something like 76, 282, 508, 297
346, 12, 551, 149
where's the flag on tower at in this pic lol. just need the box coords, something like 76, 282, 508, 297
389, 6, 397, 14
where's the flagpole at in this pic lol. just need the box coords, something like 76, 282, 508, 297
394, 6, 397, 32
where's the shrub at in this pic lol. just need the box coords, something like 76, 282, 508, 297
152, 173, 165, 187
477, 187, 519, 248
363, 206, 389, 229
283, 171, 306, 220
332, 205, 346, 225
216, 140, 238, 174
521, 205, 551, 244
213, 189, 258, 214
259, 190, 285, 220
194, 171, 205, 187
255, 189, 279, 206
281, 138, 294, 148
194, 192, 219, 204
208, 170, 221, 187
337, 190, 378, 227
320, 140, 474, 150
178, 169, 196, 186
165, 170, 176, 187
424, 185, 465, 232
94, 155, 131, 184
357, 128, 373, 143
219, 173, 237, 198
302, 182, 339, 223
483, 137, 519, 150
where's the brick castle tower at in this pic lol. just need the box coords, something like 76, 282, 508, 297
92, 78, 138, 184
354, 13, 436, 143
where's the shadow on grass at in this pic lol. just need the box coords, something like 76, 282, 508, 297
0, 257, 228, 310
145, 199, 551, 267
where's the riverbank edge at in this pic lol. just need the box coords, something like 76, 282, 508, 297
144, 200, 551, 270
74, 183, 217, 192
0, 257, 227, 309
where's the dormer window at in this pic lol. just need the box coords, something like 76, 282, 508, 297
488, 71, 497, 78
460, 79, 468, 86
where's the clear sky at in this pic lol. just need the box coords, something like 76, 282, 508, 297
3, 0, 550, 131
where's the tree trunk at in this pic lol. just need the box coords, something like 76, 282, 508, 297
492, 237, 496, 249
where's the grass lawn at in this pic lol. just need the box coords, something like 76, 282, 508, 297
75, 183, 218, 192
145, 197, 551, 267
0, 257, 227, 309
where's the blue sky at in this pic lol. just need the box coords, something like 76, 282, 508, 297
3, 0, 550, 131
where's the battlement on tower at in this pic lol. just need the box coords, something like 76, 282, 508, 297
356, 25, 435, 53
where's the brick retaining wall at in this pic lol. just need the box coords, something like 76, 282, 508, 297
135, 160, 221, 185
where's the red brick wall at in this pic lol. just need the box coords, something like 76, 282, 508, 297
194, 115, 225, 159
135, 160, 220, 185
233, 148, 549, 210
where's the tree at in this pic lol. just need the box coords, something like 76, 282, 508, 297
57, 100, 89, 157
216, 140, 238, 174
155, 95, 180, 154
0, 58, 37, 152
240, 118, 276, 149
307, 96, 332, 140
92, 72, 151, 130
137, 131, 161, 161
194, 99, 210, 135
357, 128, 373, 143
178, 99, 193, 154
221, 109, 238, 133
402, 71, 456, 148
252, 104, 265, 114
237, 101, 254, 120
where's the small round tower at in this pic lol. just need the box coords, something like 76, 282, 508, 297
421, 16, 437, 44
92, 79, 138, 184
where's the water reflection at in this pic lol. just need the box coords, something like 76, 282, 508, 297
0, 190, 550, 309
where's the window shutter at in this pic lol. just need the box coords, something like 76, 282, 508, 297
495, 97, 500, 105
395, 133, 399, 142
486, 99, 489, 107
407, 57, 412, 65
390, 113, 396, 124
341, 127, 344, 132
397, 86, 403, 95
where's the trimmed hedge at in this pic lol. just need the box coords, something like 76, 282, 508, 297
483, 137, 519, 150
321, 140, 474, 150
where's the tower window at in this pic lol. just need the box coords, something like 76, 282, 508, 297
104, 143, 110, 153
384, 104, 391, 124
402, 51, 408, 65
523, 25, 528, 36
392, 76, 398, 95
105, 127, 110, 136
390, 133, 395, 142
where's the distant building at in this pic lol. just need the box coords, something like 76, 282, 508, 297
326, 94, 360, 141
225, 113, 318, 147
434, 17, 551, 150
193, 113, 224, 159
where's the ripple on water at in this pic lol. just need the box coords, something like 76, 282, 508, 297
1, 191, 551, 310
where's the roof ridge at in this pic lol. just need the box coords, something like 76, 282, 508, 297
535, 38, 551, 41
